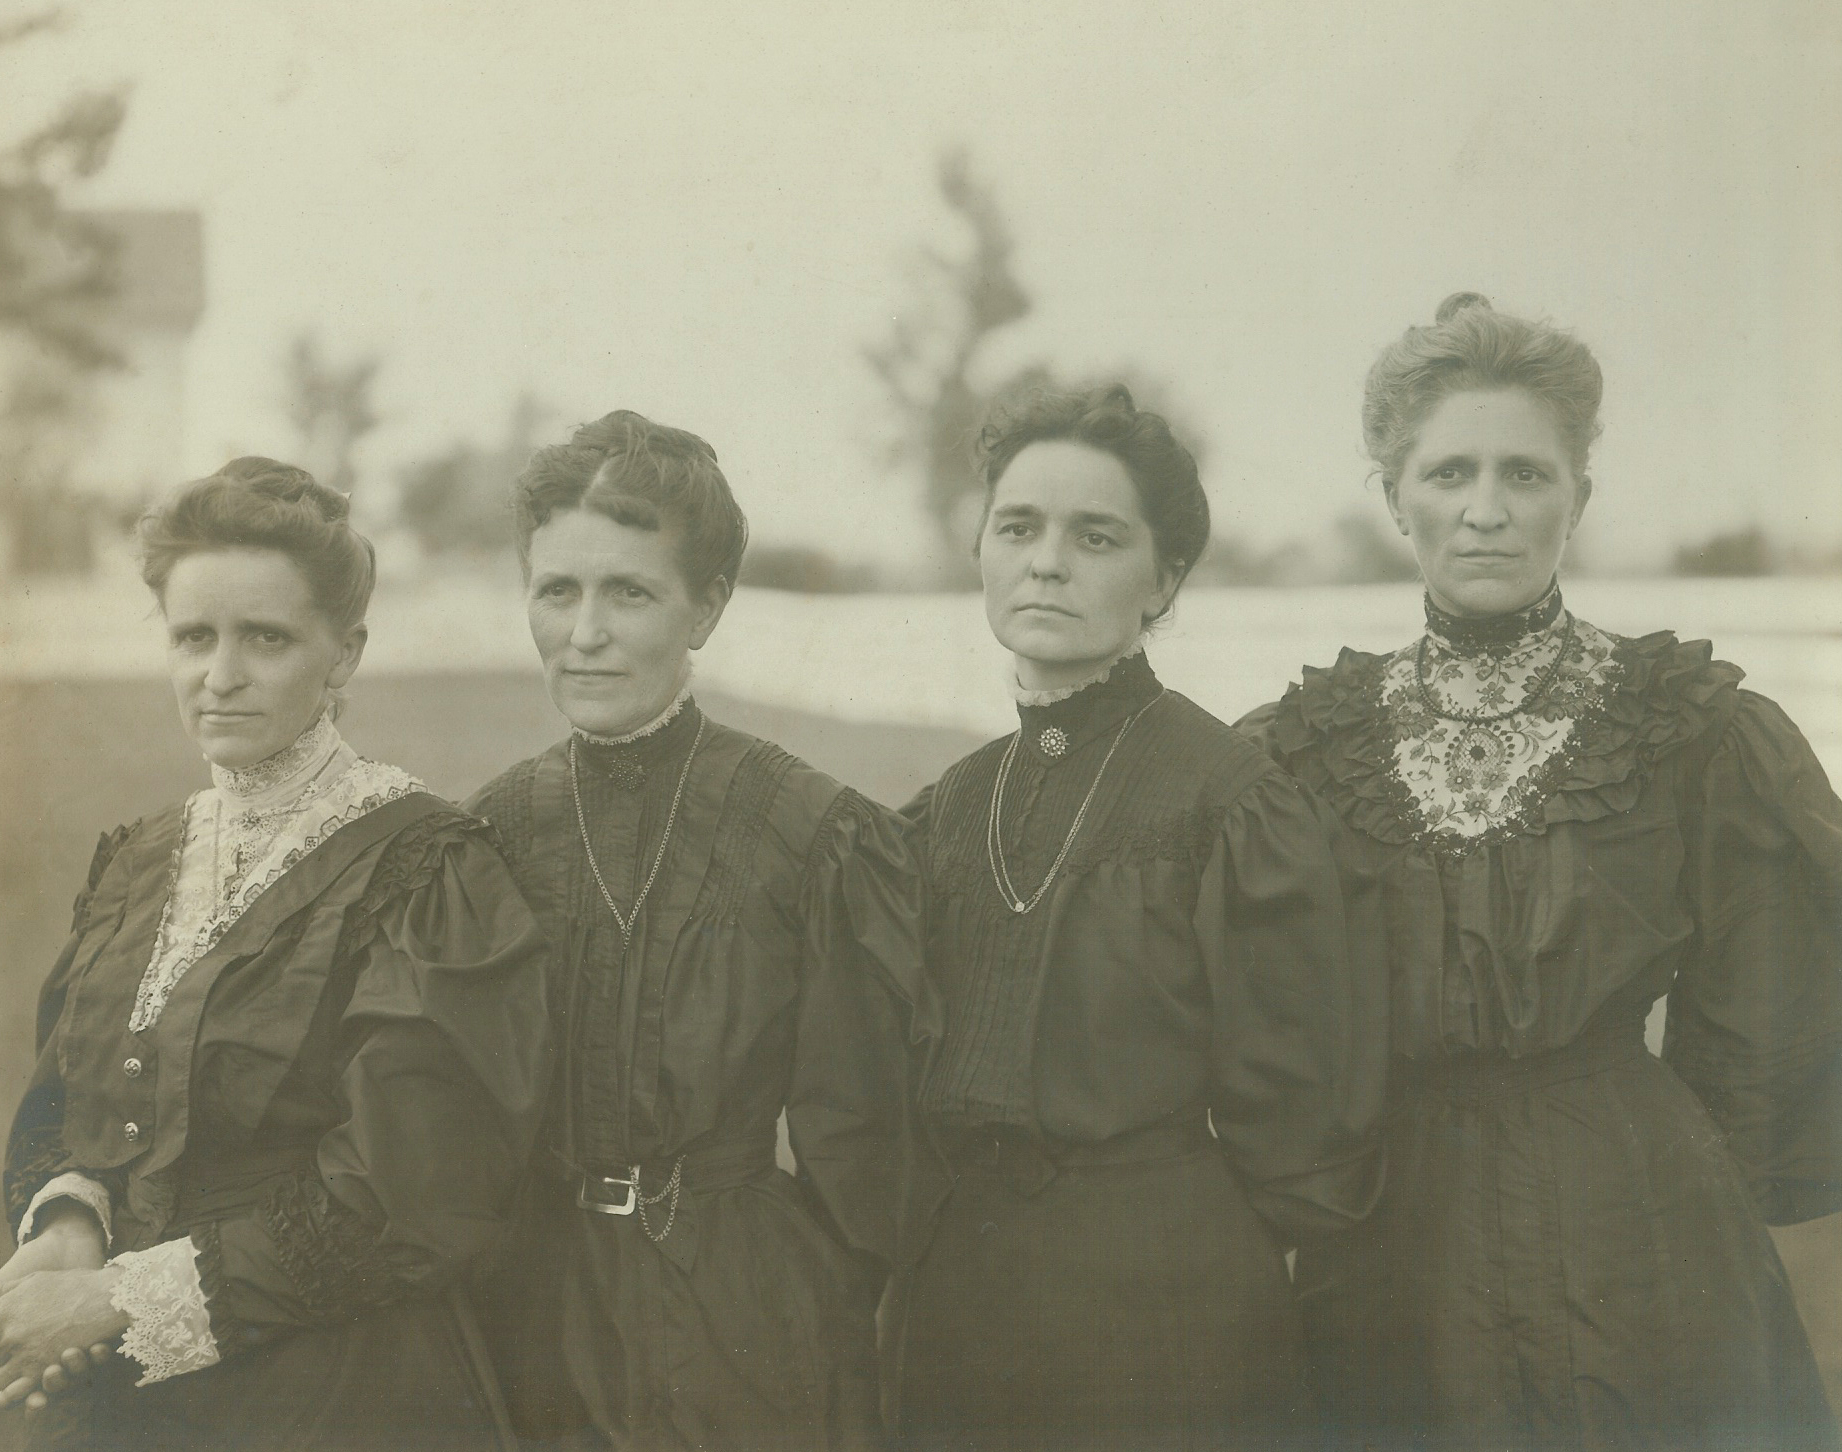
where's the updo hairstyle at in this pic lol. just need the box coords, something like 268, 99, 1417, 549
1362, 292, 1604, 487
511, 410, 748, 596
977, 384, 1209, 623
138, 456, 376, 634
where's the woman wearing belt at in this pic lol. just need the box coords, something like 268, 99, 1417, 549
0, 458, 552, 1449
895, 384, 1388, 1451
1242, 294, 1842, 1450
468, 411, 926, 1450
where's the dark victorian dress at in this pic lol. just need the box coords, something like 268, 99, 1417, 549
896, 650, 1388, 1452
1243, 587, 1842, 1452
467, 698, 926, 1452
4, 721, 552, 1452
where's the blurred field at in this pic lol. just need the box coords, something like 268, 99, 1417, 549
1, 587, 1839, 1425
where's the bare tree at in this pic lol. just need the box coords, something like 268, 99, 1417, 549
865, 148, 1048, 580
0, 7, 128, 572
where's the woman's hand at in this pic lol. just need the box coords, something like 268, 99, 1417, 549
0, 1268, 128, 1412
0, 1205, 108, 1293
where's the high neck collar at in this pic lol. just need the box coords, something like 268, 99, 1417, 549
573, 691, 702, 786
211, 711, 351, 809
1015, 647, 1162, 765
1424, 579, 1564, 658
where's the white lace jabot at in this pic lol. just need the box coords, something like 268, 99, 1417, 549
131, 715, 420, 1032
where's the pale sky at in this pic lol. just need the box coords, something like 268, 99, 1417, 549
10, 0, 1840, 570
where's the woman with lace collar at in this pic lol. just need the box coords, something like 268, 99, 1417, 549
1243, 294, 1842, 1451
0, 459, 552, 1450
464, 412, 927, 1451
894, 385, 1388, 1450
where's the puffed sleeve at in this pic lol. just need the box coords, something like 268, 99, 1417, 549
191, 825, 553, 1353
1196, 769, 1388, 1243
787, 789, 929, 1277
5, 824, 136, 1238
1663, 692, 1842, 1226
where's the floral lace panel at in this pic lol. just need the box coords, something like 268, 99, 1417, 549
109, 1236, 221, 1385
1381, 615, 1619, 847
18, 1172, 114, 1247
130, 759, 422, 1032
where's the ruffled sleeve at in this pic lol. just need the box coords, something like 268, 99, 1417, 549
1196, 769, 1388, 1243
189, 822, 553, 1358
787, 788, 929, 1278
1663, 692, 1842, 1226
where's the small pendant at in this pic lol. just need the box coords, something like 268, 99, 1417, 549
606, 753, 646, 792
1038, 726, 1069, 758
1012, 901, 1027, 914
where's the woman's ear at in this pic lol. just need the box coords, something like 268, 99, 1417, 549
1568, 475, 1594, 535
326, 624, 368, 690
688, 577, 732, 651
1383, 479, 1410, 536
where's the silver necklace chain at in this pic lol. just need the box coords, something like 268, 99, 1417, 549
986, 691, 1164, 915
568, 716, 704, 947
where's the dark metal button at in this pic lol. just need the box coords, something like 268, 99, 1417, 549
123, 1122, 141, 1142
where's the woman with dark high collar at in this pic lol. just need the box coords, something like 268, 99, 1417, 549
466, 412, 926, 1451
1243, 294, 1842, 1451
894, 385, 1388, 1452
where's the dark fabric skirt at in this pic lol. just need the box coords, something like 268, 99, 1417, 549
1298, 1045, 1839, 1452
897, 1144, 1309, 1452
27, 1290, 507, 1452
481, 1164, 882, 1452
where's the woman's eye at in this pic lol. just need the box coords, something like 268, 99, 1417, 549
1432, 466, 1463, 482
620, 586, 651, 603
535, 581, 575, 601
996, 522, 1031, 540
1080, 532, 1117, 550
253, 631, 290, 648
174, 629, 212, 649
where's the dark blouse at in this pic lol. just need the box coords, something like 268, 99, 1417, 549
906, 652, 1388, 1239
1246, 628, 1842, 1226
5, 793, 553, 1352
470, 703, 927, 1268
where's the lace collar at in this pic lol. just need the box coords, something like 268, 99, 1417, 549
211, 711, 347, 808
1015, 646, 1162, 765
1424, 579, 1563, 658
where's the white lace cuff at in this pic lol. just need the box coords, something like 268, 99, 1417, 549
107, 1237, 222, 1386
18, 1172, 113, 1247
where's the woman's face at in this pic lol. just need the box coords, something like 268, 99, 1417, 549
525, 507, 729, 736
163, 547, 365, 770
1386, 388, 1592, 618
981, 440, 1174, 691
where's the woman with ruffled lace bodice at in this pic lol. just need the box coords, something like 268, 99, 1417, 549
894, 386, 1389, 1451
1242, 294, 1842, 1451
0, 459, 552, 1451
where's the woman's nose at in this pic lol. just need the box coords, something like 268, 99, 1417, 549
568, 600, 611, 651
1027, 534, 1071, 579
201, 645, 246, 696
1461, 479, 1511, 530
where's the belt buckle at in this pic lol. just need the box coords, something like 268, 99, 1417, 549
578, 1166, 640, 1216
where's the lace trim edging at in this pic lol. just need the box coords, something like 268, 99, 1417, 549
109, 1236, 221, 1386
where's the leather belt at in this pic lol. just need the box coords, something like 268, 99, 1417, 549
570, 1133, 777, 1217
